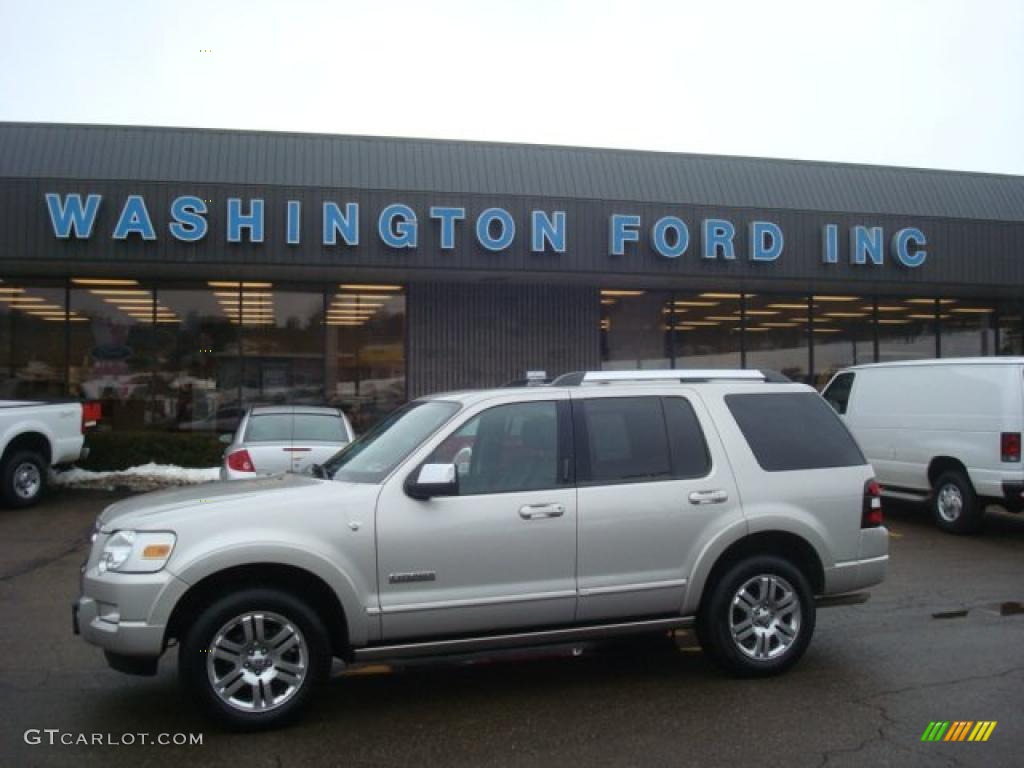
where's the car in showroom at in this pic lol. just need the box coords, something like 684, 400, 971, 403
73, 370, 888, 729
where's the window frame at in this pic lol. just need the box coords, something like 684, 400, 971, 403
572, 395, 712, 488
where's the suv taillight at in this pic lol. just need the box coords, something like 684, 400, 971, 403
862, 479, 883, 528
226, 449, 255, 473
1001, 432, 1021, 463
81, 401, 101, 432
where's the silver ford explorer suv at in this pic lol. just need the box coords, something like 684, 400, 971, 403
73, 370, 888, 730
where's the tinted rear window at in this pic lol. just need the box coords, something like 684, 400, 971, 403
244, 414, 292, 442
725, 392, 865, 472
294, 413, 348, 442
578, 397, 672, 484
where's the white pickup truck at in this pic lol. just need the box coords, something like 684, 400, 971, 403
0, 400, 99, 507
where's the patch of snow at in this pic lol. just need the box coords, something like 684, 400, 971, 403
52, 463, 220, 492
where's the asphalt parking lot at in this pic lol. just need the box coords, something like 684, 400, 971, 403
0, 489, 1021, 768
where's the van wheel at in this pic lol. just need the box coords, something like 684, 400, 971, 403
1, 451, 47, 508
179, 588, 331, 730
698, 555, 815, 677
931, 470, 982, 534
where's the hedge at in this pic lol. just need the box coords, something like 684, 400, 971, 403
77, 430, 223, 471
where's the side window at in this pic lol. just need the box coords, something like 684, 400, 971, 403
663, 397, 712, 478
822, 372, 855, 415
576, 397, 673, 484
725, 392, 866, 472
427, 401, 562, 495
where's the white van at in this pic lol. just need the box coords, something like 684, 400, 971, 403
822, 358, 1024, 534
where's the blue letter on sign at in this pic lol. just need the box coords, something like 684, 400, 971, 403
169, 196, 208, 242
531, 210, 566, 253
651, 216, 689, 259
891, 227, 927, 268
45, 193, 101, 239
429, 206, 465, 250
850, 226, 884, 265
822, 224, 839, 264
379, 204, 417, 248
750, 221, 783, 261
610, 214, 641, 256
323, 202, 359, 246
702, 219, 736, 259
113, 195, 157, 240
227, 198, 265, 243
476, 208, 515, 251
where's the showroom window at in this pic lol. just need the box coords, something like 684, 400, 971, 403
877, 298, 939, 362
670, 292, 742, 369
326, 284, 406, 434
744, 294, 811, 384
600, 290, 672, 370
0, 279, 68, 399
153, 282, 244, 432
810, 295, 874, 389
942, 300, 997, 357
238, 285, 325, 407
996, 301, 1023, 355
69, 278, 162, 430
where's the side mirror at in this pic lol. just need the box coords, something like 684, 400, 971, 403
218, 433, 233, 445
405, 463, 459, 500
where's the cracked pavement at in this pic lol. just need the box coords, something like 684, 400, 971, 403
0, 489, 1021, 767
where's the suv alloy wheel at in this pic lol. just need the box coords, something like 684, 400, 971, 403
179, 588, 332, 730
698, 555, 816, 676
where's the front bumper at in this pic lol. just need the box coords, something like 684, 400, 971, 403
73, 567, 190, 661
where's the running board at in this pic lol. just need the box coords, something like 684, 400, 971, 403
816, 592, 870, 608
880, 487, 928, 502
354, 616, 695, 662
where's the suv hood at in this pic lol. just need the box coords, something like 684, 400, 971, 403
98, 474, 324, 531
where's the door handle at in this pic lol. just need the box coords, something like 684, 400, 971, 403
688, 490, 729, 505
519, 503, 566, 520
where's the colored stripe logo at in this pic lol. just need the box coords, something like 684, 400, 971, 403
921, 721, 997, 742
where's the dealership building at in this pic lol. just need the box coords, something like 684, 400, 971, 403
0, 122, 1022, 433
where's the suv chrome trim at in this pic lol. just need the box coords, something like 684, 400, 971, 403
582, 369, 765, 384
353, 616, 695, 661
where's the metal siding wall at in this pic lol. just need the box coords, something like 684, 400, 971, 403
5, 123, 1024, 222
407, 283, 600, 397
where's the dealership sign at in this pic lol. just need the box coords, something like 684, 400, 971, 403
44, 193, 928, 268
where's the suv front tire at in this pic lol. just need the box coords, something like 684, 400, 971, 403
179, 588, 332, 730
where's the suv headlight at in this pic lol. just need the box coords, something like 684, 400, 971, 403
98, 531, 176, 574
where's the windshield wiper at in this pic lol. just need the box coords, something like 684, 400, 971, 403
310, 463, 327, 479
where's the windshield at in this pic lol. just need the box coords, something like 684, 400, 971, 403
322, 400, 461, 483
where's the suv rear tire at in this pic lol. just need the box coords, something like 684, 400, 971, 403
931, 470, 982, 535
1, 450, 47, 508
179, 588, 332, 730
698, 555, 815, 676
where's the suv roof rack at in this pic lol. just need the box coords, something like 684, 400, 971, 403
550, 369, 792, 386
